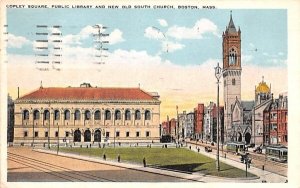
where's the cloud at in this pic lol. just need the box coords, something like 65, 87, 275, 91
144, 27, 165, 40
7, 48, 287, 119
158, 19, 168, 27
107, 29, 125, 45
53, 25, 123, 46
166, 18, 219, 40
267, 58, 287, 66
242, 54, 253, 64
162, 41, 185, 53
7, 34, 31, 48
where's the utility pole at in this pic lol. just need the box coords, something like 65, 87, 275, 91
214, 62, 222, 171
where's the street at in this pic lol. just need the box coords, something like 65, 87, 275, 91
7, 147, 194, 182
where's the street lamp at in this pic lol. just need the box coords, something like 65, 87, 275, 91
214, 62, 222, 171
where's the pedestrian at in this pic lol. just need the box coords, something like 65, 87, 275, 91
143, 157, 146, 167
117, 154, 120, 162
189, 146, 191, 150
103, 154, 106, 160
90, 143, 92, 148
198, 148, 200, 153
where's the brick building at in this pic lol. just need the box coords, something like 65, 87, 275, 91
263, 93, 288, 146
194, 104, 204, 140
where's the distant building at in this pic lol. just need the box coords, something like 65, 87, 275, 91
211, 104, 224, 143
252, 77, 272, 146
161, 120, 170, 135
7, 94, 14, 143
186, 112, 194, 138
263, 93, 288, 146
14, 84, 161, 145
194, 104, 204, 140
169, 118, 177, 140
204, 102, 214, 141
178, 111, 187, 140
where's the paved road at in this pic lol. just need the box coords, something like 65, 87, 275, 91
7, 147, 193, 182
186, 141, 287, 177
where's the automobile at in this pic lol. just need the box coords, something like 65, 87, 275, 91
240, 153, 252, 163
254, 146, 262, 154
205, 146, 212, 152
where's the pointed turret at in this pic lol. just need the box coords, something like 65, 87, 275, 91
227, 11, 237, 33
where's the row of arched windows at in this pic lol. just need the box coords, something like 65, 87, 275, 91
23, 109, 151, 121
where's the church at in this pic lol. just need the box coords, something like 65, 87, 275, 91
222, 12, 244, 143
13, 83, 161, 146
222, 13, 279, 146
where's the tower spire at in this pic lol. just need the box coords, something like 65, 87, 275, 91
227, 10, 237, 33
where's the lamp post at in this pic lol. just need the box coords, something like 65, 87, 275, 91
214, 62, 222, 171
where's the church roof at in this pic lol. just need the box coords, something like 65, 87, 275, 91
17, 87, 159, 101
241, 101, 255, 111
227, 12, 237, 33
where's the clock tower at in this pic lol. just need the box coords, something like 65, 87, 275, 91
222, 12, 242, 142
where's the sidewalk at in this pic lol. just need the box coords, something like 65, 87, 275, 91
35, 148, 285, 183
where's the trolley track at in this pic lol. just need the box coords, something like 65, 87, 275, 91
8, 152, 115, 182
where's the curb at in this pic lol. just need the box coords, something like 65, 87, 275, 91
34, 148, 262, 182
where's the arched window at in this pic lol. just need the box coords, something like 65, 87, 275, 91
115, 110, 121, 120
145, 110, 151, 120
85, 110, 91, 120
232, 78, 236, 85
44, 110, 50, 120
33, 110, 40, 120
74, 110, 81, 120
135, 110, 141, 120
64, 110, 70, 120
94, 110, 101, 120
23, 110, 29, 120
125, 110, 131, 120
105, 110, 111, 120
229, 48, 237, 65
54, 110, 60, 120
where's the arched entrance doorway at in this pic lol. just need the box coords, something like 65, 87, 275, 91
245, 132, 251, 144
84, 130, 91, 142
74, 130, 81, 142
94, 130, 101, 142
238, 132, 242, 142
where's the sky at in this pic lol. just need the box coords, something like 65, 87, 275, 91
5, 8, 287, 120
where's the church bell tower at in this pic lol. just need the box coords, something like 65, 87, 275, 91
223, 11, 242, 142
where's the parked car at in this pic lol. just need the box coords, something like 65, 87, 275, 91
205, 146, 212, 152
